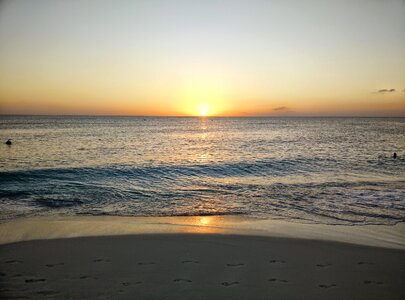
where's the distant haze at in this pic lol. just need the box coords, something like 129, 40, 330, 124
0, 0, 404, 116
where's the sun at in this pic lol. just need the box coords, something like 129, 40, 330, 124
199, 104, 209, 117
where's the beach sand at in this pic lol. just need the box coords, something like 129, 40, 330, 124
0, 217, 404, 299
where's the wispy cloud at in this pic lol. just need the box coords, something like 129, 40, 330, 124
273, 106, 288, 111
377, 88, 396, 93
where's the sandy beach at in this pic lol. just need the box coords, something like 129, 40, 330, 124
1, 217, 404, 299
1, 0, 404, 298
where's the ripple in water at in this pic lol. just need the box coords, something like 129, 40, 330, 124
0, 116, 404, 224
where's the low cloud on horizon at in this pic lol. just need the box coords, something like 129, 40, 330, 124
273, 106, 288, 111
377, 88, 396, 93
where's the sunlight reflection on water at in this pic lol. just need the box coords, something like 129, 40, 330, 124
0, 116, 404, 225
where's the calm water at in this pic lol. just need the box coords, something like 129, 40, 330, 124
0, 116, 404, 225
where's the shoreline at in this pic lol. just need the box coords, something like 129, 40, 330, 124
0, 215, 404, 249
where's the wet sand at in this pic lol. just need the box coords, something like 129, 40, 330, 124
0, 217, 404, 299
1, 216, 404, 249
1, 233, 404, 299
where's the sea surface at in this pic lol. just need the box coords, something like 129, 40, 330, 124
0, 116, 404, 225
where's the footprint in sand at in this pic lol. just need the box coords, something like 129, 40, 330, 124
0, 272, 6, 277
221, 281, 239, 287
364, 280, 383, 285
122, 281, 142, 286
79, 275, 97, 280
5, 260, 23, 264
173, 278, 192, 283
268, 278, 288, 283
319, 283, 337, 288
316, 263, 332, 268
269, 259, 286, 264
357, 261, 374, 266
94, 258, 111, 263
137, 262, 156, 266
46, 262, 65, 267
182, 260, 199, 264
226, 263, 245, 267
25, 278, 46, 283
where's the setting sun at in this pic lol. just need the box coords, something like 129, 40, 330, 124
1, 1, 404, 299
199, 104, 209, 117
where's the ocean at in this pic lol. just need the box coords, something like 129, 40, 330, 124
0, 116, 404, 225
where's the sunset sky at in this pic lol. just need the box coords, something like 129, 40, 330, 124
0, 0, 404, 116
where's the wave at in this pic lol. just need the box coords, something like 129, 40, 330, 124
2, 155, 403, 185
0, 157, 338, 182
35, 198, 85, 208
1, 158, 404, 225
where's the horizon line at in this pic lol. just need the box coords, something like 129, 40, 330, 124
1, 114, 404, 118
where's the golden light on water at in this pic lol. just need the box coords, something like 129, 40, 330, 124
199, 217, 210, 225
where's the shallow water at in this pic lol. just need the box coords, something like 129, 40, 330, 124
0, 116, 404, 224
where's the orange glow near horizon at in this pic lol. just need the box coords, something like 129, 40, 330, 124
174, 84, 230, 117
0, 1, 404, 117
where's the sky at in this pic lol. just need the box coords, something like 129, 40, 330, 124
0, 0, 404, 116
